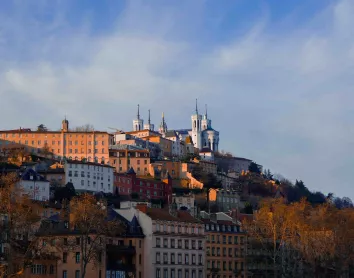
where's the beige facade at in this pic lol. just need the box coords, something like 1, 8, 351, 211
0, 121, 111, 163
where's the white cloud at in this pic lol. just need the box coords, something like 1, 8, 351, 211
0, 0, 354, 198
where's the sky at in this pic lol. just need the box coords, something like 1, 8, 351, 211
0, 0, 353, 199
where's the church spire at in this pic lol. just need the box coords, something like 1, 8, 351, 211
148, 109, 151, 124
137, 104, 140, 119
205, 104, 208, 119
195, 98, 198, 115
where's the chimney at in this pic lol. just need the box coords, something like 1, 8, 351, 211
136, 203, 148, 214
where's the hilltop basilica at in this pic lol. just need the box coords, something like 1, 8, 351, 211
132, 100, 220, 152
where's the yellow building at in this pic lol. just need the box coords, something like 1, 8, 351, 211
0, 119, 111, 163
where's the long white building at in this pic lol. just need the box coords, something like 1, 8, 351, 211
64, 160, 114, 193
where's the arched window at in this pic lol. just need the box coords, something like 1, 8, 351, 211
194, 121, 196, 128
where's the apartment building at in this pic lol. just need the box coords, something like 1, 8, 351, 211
109, 145, 150, 176
114, 168, 173, 205
19, 168, 50, 201
117, 205, 206, 278
149, 161, 181, 179
201, 212, 247, 278
0, 119, 111, 163
64, 160, 114, 194
216, 189, 241, 212
29, 208, 145, 278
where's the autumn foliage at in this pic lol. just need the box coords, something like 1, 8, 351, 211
243, 198, 354, 277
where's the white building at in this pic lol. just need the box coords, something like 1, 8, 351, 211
19, 168, 50, 201
199, 148, 214, 162
117, 205, 206, 278
165, 130, 182, 158
64, 161, 114, 193
172, 193, 196, 215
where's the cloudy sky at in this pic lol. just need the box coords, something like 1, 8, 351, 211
0, 0, 353, 199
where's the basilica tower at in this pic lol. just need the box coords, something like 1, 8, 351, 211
191, 99, 203, 149
133, 104, 144, 131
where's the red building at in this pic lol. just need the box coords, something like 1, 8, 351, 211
114, 168, 173, 204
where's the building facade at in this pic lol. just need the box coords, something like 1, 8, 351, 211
19, 168, 50, 201
114, 168, 173, 205
201, 212, 247, 278
0, 119, 111, 163
117, 205, 206, 278
64, 161, 114, 194
109, 145, 150, 176
216, 190, 241, 212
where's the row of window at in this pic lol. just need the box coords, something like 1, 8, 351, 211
30, 264, 55, 275
207, 247, 246, 257
117, 167, 148, 173
156, 238, 203, 249
68, 171, 111, 180
207, 261, 244, 271
207, 235, 244, 244
62, 270, 81, 278
156, 252, 203, 265
156, 268, 203, 278
67, 148, 105, 154
0, 133, 106, 138
69, 164, 110, 171
155, 224, 202, 235
68, 179, 111, 190
205, 224, 242, 233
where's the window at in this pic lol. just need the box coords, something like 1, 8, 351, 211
163, 238, 168, 248
198, 254, 202, 264
49, 265, 54, 274
76, 237, 80, 245
171, 253, 175, 264
62, 270, 67, 278
185, 254, 189, 264
185, 240, 189, 249
171, 239, 175, 248
156, 252, 160, 263
75, 270, 80, 278
156, 268, 161, 278
192, 254, 196, 264
185, 269, 189, 278
156, 238, 161, 247
198, 240, 202, 250
63, 252, 67, 263
163, 253, 168, 264
163, 269, 168, 278
171, 269, 175, 278
178, 239, 182, 248
178, 270, 182, 278
75, 252, 80, 263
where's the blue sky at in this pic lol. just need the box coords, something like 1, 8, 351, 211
0, 0, 353, 200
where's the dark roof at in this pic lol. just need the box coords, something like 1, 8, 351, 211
20, 168, 48, 182
126, 167, 136, 175
66, 160, 114, 169
146, 208, 201, 223
165, 130, 178, 138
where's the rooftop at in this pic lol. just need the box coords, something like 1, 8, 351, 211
146, 208, 201, 223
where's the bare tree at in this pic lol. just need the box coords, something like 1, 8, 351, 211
61, 194, 124, 278
0, 174, 56, 277
72, 124, 95, 132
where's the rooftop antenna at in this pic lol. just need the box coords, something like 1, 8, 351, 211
137, 104, 140, 119
148, 109, 151, 124
195, 99, 198, 114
